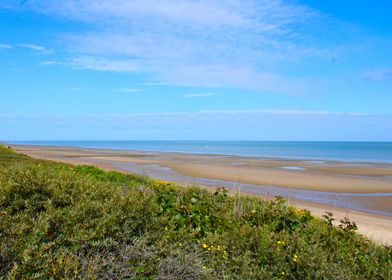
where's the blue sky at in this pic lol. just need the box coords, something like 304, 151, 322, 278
0, 0, 392, 141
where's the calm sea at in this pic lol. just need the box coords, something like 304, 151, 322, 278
9, 141, 392, 163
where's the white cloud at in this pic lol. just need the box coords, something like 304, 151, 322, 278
17, 1, 344, 93
0, 44, 12, 49
41, 60, 63, 65
23, 0, 313, 29
42, 56, 139, 72
19, 43, 53, 54
61, 31, 336, 88
42, 55, 325, 93
65, 56, 139, 72
68, 56, 138, 72
183, 93, 217, 98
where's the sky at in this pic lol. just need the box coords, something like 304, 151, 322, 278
0, 0, 392, 141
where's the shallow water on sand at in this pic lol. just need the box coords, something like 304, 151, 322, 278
107, 160, 392, 217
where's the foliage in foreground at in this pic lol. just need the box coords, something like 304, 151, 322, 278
0, 145, 391, 279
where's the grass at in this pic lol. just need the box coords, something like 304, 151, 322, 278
0, 145, 390, 279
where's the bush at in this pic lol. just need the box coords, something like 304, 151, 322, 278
0, 145, 390, 279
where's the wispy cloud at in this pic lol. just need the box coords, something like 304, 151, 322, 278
41, 60, 63, 65
183, 93, 217, 98
43, 56, 139, 72
69, 56, 138, 72
0, 44, 12, 49
19, 43, 53, 54
22, 0, 314, 29
117, 88, 142, 93
362, 68, 392, 82
17, 0, 346, 94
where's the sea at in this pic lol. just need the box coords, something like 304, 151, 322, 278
8, 141, 392, 163
7, 140, 392, 216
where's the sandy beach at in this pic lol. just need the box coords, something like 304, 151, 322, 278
11, 144, 392, 245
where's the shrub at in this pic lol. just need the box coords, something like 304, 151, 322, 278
0, 145, 390, 279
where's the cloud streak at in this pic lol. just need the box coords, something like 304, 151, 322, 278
43, 56, 139, 72
22, 0, 314, 29
0, 44, 12, 49
19, 43, 53, 54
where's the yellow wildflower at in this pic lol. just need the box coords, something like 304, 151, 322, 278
202, 243, 208, 249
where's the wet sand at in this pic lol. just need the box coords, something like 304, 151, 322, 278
10, 144, 392, 245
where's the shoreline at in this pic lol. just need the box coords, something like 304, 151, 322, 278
7, 141, 392, 164
10, 144, 392, 245
11, 144, 392, 190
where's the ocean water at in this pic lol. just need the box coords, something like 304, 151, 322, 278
9, 141, 392, 163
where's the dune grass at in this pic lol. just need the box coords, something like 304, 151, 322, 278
0, 145, 390, 279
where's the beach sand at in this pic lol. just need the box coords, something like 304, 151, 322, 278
11, 144, 392, 245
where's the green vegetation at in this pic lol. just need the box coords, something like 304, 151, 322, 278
0, 145, 390, 279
